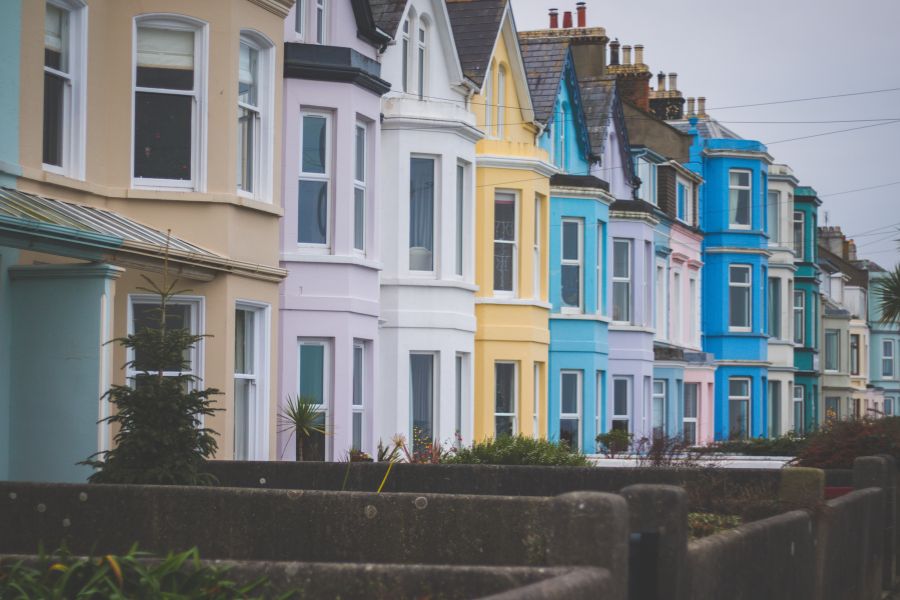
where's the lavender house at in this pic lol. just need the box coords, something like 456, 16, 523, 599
278, 1, 391, 460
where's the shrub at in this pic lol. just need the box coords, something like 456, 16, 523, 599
81, 273, 220, 485
596, 429, 633, 458
444, 435, 590, 467
701, 432, 808, 457
0, 546, 277, 599
792, 417, 900, 469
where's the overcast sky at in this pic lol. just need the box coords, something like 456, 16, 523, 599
511, 0, 900, 268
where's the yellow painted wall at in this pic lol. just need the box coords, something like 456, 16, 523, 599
472, 25, 551, 440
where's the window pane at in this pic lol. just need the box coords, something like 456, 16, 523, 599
410, 158, 435, 270
561, 265, 580, 308
495, 363, 515, 414
562, 221, 579, 260
238, 43, 258, 106
354, 187, 365, 251
134, 92, 192, 180
410, 354, 434, 446
42, 72, 65, 166
136, 28, 194, 90
299, 344, 325, 405
560, 418, 578, 451
561, 373, 578, 414
298, 180, 328, 244
302, 115, 327, 174
613, 379, 628, 416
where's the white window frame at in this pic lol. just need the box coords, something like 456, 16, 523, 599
315, 0, 326, 44
494, 361, 518, 436
493, 191, 518, 296
560, 370, 582, 451
127, 294, 203, 380
353, 121, 368, 253
496, 65, 506, 138
612, 238, 632, 324
237, 31, 274, 202
43, 0, 87, 180
652, 379, 667, 438
416, 22, 427, 99
768, 190, 780, 244
683, 382, 699, 445
533, 195, 542, 299
824, 329, 840, 373
884, 340, 895, 379
352, 341, 366, 451
131, 15, 208, 191
792, 385, 805, 435
728, 169, 752, 230
793, 289, 805, 345
533, 363, 542, 438
560, 217, 584, 314
612, 377, 631, 432
298, 338, 332, 460
728, 377, 751, 440
298, 110, 332, 250
729, 264, 752, 332
793, 210, 805, 260
234, 301, 270, 460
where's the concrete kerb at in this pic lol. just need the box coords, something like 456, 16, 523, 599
0, 482, 630, 600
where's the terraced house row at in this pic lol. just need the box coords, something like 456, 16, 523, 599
0, 0, 897, 481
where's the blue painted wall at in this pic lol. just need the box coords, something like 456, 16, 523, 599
0, 0, 21, 186
8, 265, 116, 482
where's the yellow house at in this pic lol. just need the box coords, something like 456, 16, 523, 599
447, 0, 553, 440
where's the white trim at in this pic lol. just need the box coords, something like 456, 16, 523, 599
131, 14, 208, 192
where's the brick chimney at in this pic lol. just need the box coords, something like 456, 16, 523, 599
576, 1, 586, 27
649, 70, 686, 120
606, 41, 653, 111
549, 8, 558, 29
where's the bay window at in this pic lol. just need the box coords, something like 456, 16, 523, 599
728, 170, 752, 228
298, 112, 330, 245
493, 192, 517, 293
561, 218, 583, 312
728, 378, 750, 440
134, 17, 205, 189
729, 265, 751, 331
409, 157, 435, 271
298, 339, 329, 461
612, 239, 632, 323
559, 371, 581, 451
495, 362, 517, 437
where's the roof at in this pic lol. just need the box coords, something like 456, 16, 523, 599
445, 0, 507, 87
367, 0, 408, 38
667, 117, 743, 140
518, 36, 569, 124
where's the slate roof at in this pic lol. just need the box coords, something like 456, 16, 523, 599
445, 0, 507, 87
368, 0, 407, 38
578, 76, 616, 153
518, 36, 568, 124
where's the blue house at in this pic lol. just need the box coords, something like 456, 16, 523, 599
519, 36, 612, 452
671, 116, 772, 440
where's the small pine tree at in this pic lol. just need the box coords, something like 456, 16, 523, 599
82, 268, 221, 485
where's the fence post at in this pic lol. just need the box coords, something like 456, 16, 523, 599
619, 484, 688, 600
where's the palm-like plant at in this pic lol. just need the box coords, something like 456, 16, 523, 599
277, 395, 326, 461
876, 264, 900, 325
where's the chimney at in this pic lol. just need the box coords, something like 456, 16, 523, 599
668, 72, 678, 92
634, 44, 644, 65
687, 97, 695, 116
622, 44, 632, 65
698, 96, 707, 118
576, 1, 586, 27
562, 10, 573, 28
549, 8, 558, 29
657, 71, 666, 91
609, 39, 620, 66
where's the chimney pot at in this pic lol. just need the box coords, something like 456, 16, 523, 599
622, 44, 632, 65
668, 72, 678, 92
576, 2, 586, 27
686, 97, 695, 116
634, 44, 644, 65
549, 8, 558, 29
609, 38, 620, 66
562, 10, 573, 28
698, 96, 707, 117
657, 71, 666, 91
